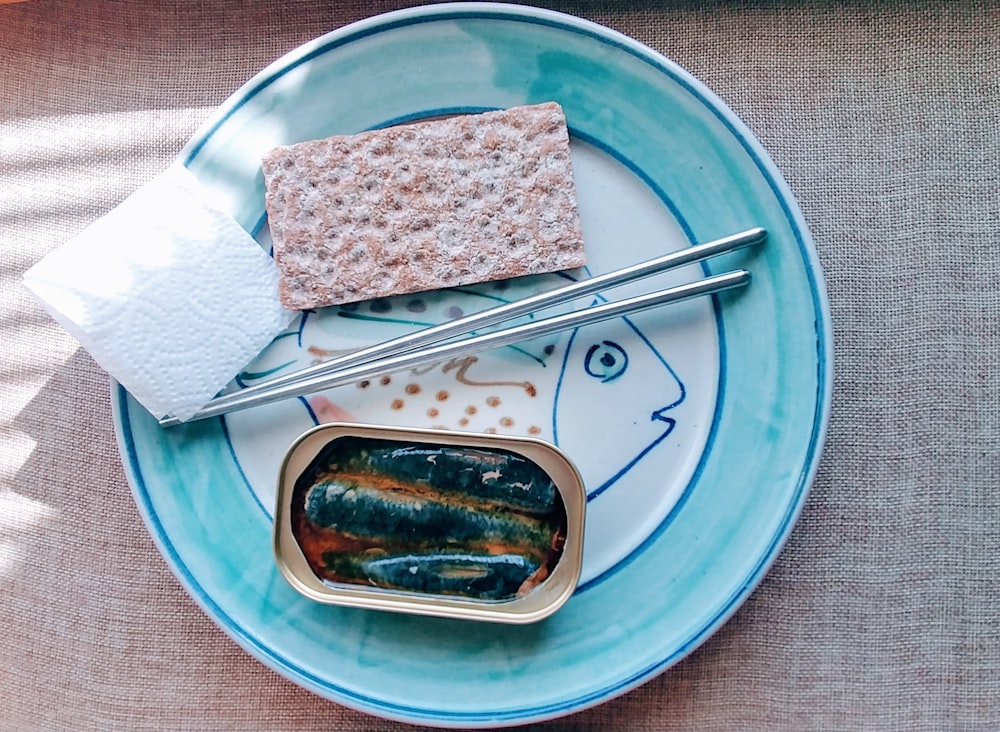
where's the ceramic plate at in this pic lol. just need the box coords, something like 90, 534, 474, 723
114, 3, 832, 727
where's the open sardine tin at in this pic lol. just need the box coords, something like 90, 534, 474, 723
274, 423, 586, 624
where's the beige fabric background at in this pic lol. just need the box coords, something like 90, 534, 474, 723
2, 0, 998, 729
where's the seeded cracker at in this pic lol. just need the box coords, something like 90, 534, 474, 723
261, 102, 587, 310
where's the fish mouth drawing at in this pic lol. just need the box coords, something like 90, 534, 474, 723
586, 405, 679, 500
651, 406, 678, 427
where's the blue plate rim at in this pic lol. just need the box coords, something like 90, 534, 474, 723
114, 2, 834, 726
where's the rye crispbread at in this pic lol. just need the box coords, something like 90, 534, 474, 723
261, 102, 586, 310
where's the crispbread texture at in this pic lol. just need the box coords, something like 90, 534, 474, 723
261, 102, 586, 310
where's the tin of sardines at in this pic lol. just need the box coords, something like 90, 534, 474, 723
274, 422, 586, 623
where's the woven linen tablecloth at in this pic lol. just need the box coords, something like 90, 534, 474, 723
3, 1, 998, 729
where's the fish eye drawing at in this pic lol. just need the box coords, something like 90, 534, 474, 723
583, 340, 629, 382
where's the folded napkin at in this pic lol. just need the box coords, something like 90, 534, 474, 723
23, 164, 296, 421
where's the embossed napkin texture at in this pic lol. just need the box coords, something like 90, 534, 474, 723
22, 164, 295, 420
2, 1, 998, 730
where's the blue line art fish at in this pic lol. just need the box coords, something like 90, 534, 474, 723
225, 271, 686, 503
552, 305, 685, 499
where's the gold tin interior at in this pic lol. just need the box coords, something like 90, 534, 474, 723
274, 422, 586, 624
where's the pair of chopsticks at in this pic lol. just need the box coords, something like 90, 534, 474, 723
159, 227, 765, 426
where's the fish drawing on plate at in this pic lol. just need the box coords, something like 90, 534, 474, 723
227, 271, 687, 500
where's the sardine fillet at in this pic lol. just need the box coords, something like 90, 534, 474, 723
261, 102, 586, 310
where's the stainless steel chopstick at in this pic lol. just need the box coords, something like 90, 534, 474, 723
159, 268, 752, 426
159, 227, 765, 426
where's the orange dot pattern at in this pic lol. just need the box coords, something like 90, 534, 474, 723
347, 374, 545, 437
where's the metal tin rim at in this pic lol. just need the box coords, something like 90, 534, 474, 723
273, 422, 586, 624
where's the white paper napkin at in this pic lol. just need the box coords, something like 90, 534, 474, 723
23, 163, 296, 421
